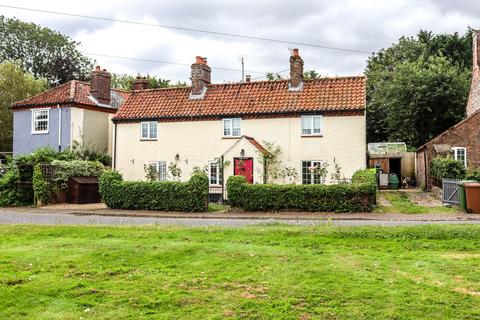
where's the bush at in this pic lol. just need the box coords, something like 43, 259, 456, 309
99, 171, 209, 212
227, 169, 377, 212
430, 157, 466, 185
466, 168, 480, 181
352, 168, 377, 185
32, 164, 51, 205
0, 168, 20, 207
52, 160, 105, 189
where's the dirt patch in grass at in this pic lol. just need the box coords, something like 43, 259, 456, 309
375, 191, 457, 214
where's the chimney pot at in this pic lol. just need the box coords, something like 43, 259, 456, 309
245, 75, 251, 83
292, 48, 299, 56
196, 56, 204, 64
95, 65, 101, 71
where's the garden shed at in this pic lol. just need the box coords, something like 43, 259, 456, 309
368, 142, 416, 188
67, 176, 100, 204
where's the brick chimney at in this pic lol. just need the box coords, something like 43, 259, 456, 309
467, 30, 480, 116
133, 75, 149, 91
90, 66, 111, 105
190, 56, 211, 96
289, 48, 304, 91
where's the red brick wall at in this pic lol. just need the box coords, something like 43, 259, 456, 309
417, 111, 480, 190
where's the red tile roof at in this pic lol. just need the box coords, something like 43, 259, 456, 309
11, 80, 129, 110
113, 76, 366, 121
244, 136, 270, 156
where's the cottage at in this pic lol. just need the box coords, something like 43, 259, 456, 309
417, 30, 480, 190
112, 49, 367, 197
11, 67, 128, 156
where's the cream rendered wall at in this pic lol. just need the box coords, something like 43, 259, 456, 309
115, 115, 366, 184
70, 107, 110, 153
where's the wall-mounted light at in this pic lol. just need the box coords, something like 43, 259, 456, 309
185, 159, 189, 164
175, 154, 180, 161
130, 158, 135, 164
240, 149, 245, 157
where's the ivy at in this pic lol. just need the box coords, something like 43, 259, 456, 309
32, 164, 51, 206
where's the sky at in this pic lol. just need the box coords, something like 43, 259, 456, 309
1, 0, 479, 83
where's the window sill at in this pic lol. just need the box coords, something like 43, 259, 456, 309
140, 138, 158, 141
301, 134, 323, 138
222, 136, 242, 139
31, 131, 49, 135
209, 185, 222, 188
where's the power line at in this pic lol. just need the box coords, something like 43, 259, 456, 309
0, 4, 372, 54
87, 52, 268, 74
251, 69, 289, 80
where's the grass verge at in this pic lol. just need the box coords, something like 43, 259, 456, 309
1, 224, 479, 319
375, 191, 457, 214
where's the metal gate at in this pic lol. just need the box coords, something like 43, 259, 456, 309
442, 178, 461, 205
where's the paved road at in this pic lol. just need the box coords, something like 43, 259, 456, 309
1, 211, 480, 227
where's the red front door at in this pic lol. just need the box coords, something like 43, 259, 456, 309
234, 158, 254, 184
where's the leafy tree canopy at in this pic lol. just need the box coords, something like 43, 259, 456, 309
111, 74, 187, 91
0, 15, 93, 85
366, 29, 473, 147
0, 61, 47, 152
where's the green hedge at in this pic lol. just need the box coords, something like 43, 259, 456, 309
99, 170, 209, 212
227, 169, 377, 212
52, 160, 104, 189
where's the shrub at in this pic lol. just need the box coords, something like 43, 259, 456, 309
227, 168, 376, 212
32, 164, 51, 205
466, 168, 480, 181
99, 171, 208, 212
52, 160, 104, 189
0, 168, 20, 207
352, 168, 377, 185
430, 157, 466, 185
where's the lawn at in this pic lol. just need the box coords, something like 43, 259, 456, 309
375, 191, 457, 214
1, 224, 480, 319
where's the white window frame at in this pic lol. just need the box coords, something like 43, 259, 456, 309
223, 118, 242, 137
302, 160, 326, 185
452, 147, 467, 167
208, 160, 221, 186
149, 161, 167, 181
301, 115, 323, 136
140, 121, 157, 140
31, 108, 50, 134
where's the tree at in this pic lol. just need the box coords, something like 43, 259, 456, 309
366, 30, 473, 147
0, 61, 47, 151
0, 15, 93, 85
111, 74, 187, 91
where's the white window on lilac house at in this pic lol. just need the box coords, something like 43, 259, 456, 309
223, 118, 241, 137
452, 147, 467, 167
140, 121, 157, 140
31, 108, 49, 134
301, 115, 322, 136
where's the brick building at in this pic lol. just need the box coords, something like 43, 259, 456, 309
417, 30, 480, 190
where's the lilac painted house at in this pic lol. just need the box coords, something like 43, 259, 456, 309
11, 67, 128, 156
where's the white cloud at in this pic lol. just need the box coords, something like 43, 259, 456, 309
1, 0, 478, 83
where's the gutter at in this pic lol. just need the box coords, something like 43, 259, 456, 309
111, 108, 366, 124
113, 122, 117, 170
57, 104, 62, 151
